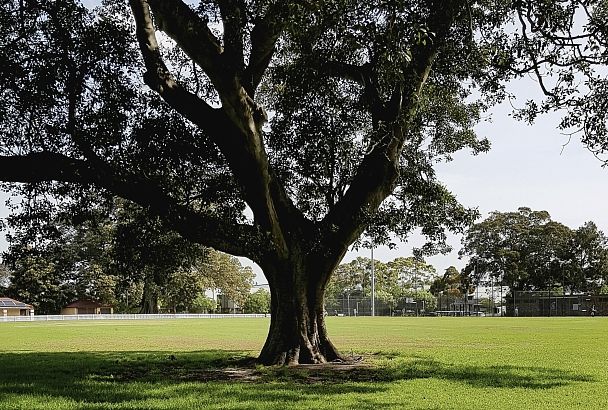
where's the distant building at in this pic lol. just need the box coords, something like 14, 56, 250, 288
0, 297, 34, 317
61, 299, 113, 315
217, 294, 242, 313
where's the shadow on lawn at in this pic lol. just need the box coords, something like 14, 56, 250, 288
0, 350, 595, 409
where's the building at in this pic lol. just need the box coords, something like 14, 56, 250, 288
217, 294, 242, 313
61, 299, 113, 315
0, 297, 34, 317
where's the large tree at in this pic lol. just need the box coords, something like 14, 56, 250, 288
0, 0, 603, 364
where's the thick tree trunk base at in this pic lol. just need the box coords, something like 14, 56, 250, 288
257, 302, 344, 366
257, 253, 348, 365
258, 336, 344, 366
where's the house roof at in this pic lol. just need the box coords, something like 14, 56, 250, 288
0, 297, 33, 309
64, 299, 110, 308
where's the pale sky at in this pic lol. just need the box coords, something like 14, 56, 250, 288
344, 80, 608, 277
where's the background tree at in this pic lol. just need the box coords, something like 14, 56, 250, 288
325, 257, 373, 302
198, 251, 255, 308
430, 266, 465, 310
190, 294, 218, 313
401, 288, 437, 312
243, 288, 271, 314
2, 198, 253, 313
560, 222, 608, 293
0, 264, 12, 291
109, 203, 209, 313
2, 198, 117, 313
327, 256, 438, 312
387, 257, 437, 291
0, 0, 603, 364
461, 208, 608, 295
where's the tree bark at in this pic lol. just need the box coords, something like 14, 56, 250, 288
257, 259, 343, 366
140, 279, 159, 314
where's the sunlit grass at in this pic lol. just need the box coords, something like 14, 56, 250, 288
1, 317, 607, 409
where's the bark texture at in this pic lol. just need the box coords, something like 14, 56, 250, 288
258, 259, 342, 365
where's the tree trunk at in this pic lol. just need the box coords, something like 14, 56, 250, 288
140, 279, 159, 314
257, 259, 344, 366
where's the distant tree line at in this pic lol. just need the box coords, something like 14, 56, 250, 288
326, 256, 439, 313
460, 208, 608, 295
0, 198, 258, 314
327, 208, 608, 313
4, 205, 606, 316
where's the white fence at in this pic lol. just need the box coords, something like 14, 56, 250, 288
1, 313, 269, 323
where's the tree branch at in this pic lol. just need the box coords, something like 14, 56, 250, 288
320, 61, 368, 86
242, 4, 288, 96
130, 0, 299, 256
218, 0, 246, 73
145, 0, 228, 91
516, 7, 558, 101
129, 0, 223, 136
0, 152, 262, 260
321, 0, 462, 248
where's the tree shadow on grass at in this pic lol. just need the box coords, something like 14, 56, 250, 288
0, 351, 596, 409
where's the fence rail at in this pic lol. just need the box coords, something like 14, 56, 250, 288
1, 313, 269, 323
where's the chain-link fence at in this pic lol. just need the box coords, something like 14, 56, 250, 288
512, 291, 608, 317
324, 296, 433, 316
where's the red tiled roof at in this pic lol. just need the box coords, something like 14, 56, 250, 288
64, 299, 111, 308
0, 297, 33, 309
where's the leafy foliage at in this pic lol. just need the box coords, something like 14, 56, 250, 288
327, 256, 439, 303
460, 208, 608, 293
1, 198, 253, 313
493, 1, 608, 163
243, 288, 271, 314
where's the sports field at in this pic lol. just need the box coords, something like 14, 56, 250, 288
0, 317, 606, 409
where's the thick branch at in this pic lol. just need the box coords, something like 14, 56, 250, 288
146, 0, 228, 90
129, 0, 223, 137
242, 5, 288, 96
321, 0, 462, 247
0, 152, 260, 259
320, 61, 368, 85
218, 0, 246, 72
319, 61, 393, 121
130, 0, 297, 257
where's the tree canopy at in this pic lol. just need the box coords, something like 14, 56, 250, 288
1, 199, 254, 314
327, 256, 438, 303
460, 208, 608, 294
0, 0, 606, 364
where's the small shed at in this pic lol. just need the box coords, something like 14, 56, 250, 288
0, 297, 34, 317
61, 299, 113, 315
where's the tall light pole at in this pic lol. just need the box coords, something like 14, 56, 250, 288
371, 244, 375, 317
413, 269, 418, 316
347, 291, 351, 316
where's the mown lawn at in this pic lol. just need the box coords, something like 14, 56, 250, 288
0, 317, 606, 409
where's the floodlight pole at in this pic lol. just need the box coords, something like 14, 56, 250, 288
371, 244, 375, 317
500, 272, 503, 317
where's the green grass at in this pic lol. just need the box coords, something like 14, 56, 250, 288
1, 317, 607, 409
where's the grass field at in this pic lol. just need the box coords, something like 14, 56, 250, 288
0, 317, 607, 409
